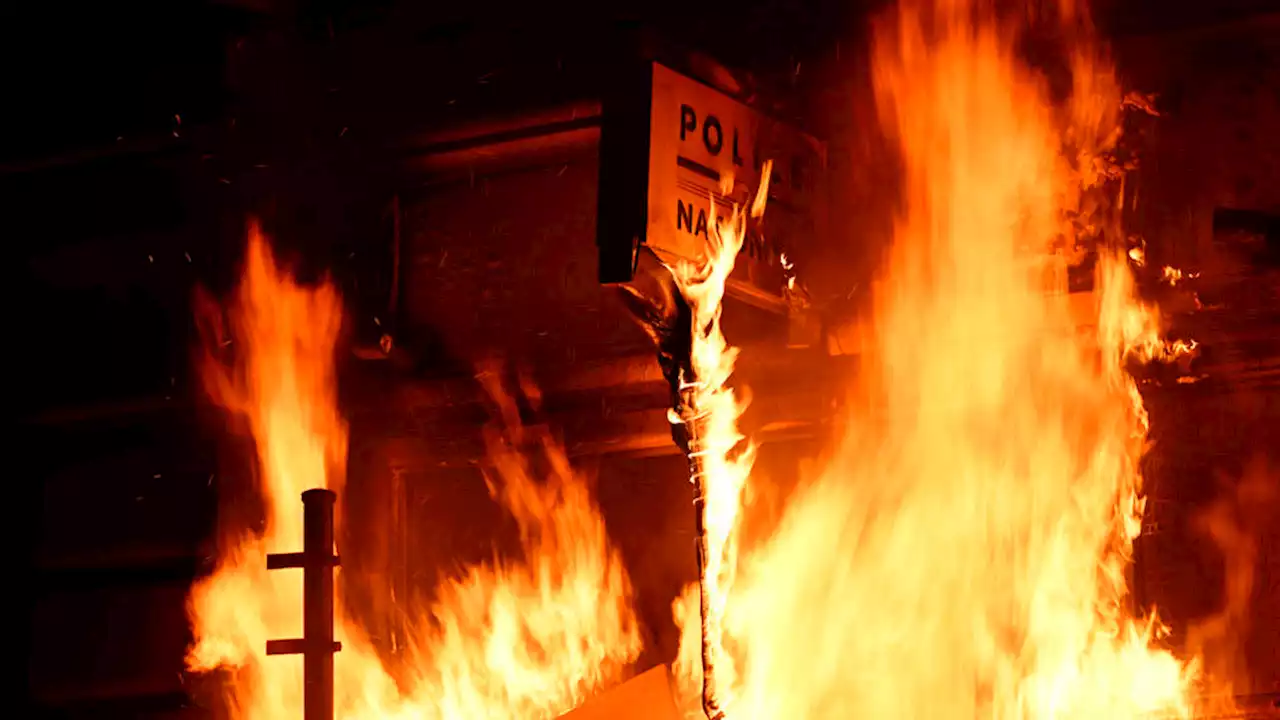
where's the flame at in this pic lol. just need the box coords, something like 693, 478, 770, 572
187, 224, 348, 720
665, 160, 774, 716
1160, 265, 1199, 287
1101, 254, 1200, 367
668, 0, 1215, 717
186, 225, 639, 719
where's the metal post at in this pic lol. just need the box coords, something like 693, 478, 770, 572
680, 401, 725, 720
266, 489, 342, 720
302, 489, 337, 720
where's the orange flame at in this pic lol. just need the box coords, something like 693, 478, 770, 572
186, 226, 640, 719
187, 224, 348, 719
1161, 265, 1199, 287
666, 160, 774, 716
668, 0, 1214, 717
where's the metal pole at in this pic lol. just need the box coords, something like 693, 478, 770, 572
302, 489, 337, 720
693, 480, 723, 720
266, 489, 342, 720
680, 399, 725, 720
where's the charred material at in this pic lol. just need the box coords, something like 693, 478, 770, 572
616, 245, 726, 720
615, 246, 696, 442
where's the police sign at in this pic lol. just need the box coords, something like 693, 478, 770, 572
597, 61, 826, 312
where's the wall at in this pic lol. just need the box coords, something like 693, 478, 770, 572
1122, 15, 1280, 270
1119, 14, 1280, 699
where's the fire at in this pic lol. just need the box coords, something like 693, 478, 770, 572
666, 161, 774, 717
184, 0, 1247, 715
669, 0, 1214, 718
187, 224, 348, 720
185, 225, 639, 718
1161, 265, 1199, 287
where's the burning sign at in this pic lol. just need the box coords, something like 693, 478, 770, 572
598, 61, 826, 312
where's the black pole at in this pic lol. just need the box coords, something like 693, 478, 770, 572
302, 488, 337, 720
266, 489, 342, 720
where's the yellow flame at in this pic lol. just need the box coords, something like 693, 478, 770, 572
669, 1, 1212, 717
1161, 265, 1198, 287
187, 224, 348, 720
186, 227, 640, 719
1100, 254, 1199, 366
666, 160, 773, 716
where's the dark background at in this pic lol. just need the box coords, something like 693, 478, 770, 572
9, 0, 1280, 717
